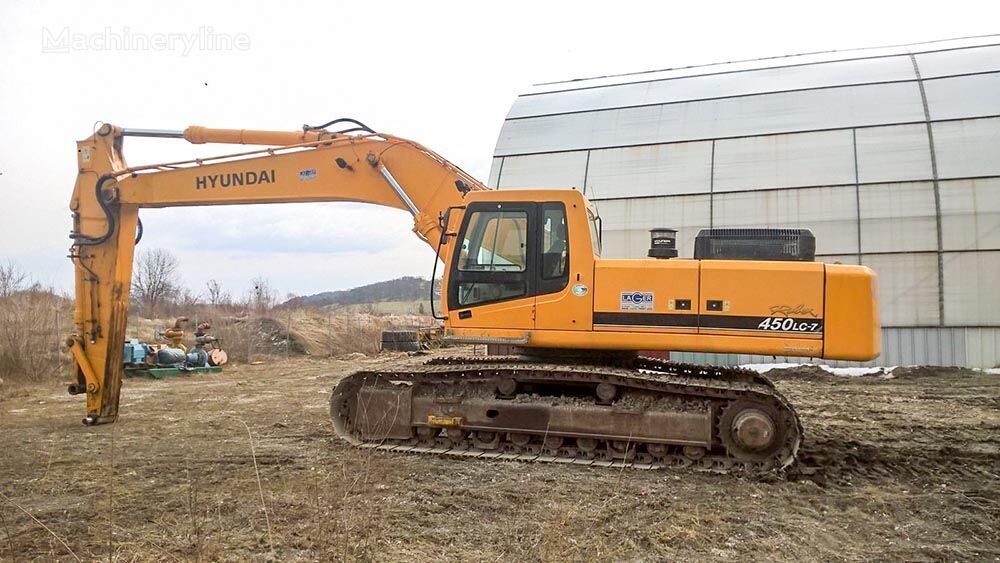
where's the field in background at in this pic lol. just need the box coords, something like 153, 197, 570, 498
324, 300, 428, 316
0, 288, 431, 394
126, 307, 430, 362
0, 260, 436, 395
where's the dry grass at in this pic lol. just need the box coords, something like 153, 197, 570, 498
0, 289, 72, 387
123, 306, 430, 363
280, 308, 425, 357
0, 492, 81, 562
0, 286, 424, 398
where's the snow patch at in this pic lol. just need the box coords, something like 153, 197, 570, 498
741, 363, 804, 374
741, 363, 896, 378
821, 365, 897, 377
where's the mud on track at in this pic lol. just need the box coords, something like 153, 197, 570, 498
1, 353, 998, 561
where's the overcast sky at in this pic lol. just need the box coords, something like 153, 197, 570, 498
1, 0, 997, 300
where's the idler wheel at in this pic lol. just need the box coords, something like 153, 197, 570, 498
733, 410, 775, 450
718, 399, 786, 461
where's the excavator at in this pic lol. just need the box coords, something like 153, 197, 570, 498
67, 119, 880, 472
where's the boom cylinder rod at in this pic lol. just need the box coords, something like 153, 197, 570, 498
121, 128, 185, 138
121, 126, 337, 146
378, 165, 420, 216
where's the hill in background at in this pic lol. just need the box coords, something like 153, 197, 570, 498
282, 276, 437, 309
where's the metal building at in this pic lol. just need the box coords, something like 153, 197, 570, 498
489, 37, 1000, 368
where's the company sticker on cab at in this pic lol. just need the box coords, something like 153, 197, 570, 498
620, 291, 654, 310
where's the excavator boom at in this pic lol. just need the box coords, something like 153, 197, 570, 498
70, 123, 483, 423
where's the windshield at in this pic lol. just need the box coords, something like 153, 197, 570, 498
458, 210, 528, 272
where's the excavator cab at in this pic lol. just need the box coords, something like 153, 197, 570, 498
443, 191, 596, 335
448, 201, 572, 309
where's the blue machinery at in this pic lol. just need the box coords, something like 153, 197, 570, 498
123, 319, 227, 379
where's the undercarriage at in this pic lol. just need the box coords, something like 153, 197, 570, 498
331, 354, 802, 473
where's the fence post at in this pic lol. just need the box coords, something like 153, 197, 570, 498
54, 306, 62, 372
286, 309, 292, 360
247, 307, 254, 363
328, 311, 334, 358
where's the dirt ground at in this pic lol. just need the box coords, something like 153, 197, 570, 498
1, 351, 998, 562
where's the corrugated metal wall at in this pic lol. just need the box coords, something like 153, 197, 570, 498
490, 38, 1000, 368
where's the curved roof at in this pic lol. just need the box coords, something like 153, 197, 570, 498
492, 36, 1000, 159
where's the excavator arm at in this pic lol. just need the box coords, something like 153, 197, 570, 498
69, 122, 485, 424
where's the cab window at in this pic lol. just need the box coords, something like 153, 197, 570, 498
459, 211, 527, 272
448, 202, 571, 310
456, 210, 528, 306
541, 206, 568, 279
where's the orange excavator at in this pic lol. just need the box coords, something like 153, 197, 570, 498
67, 120, 880, 472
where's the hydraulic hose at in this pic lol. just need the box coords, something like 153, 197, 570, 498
72, 174, 117, 246
302, 117, 375, 135
430, 228, 446, 321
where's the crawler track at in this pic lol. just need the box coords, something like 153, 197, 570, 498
331, 356, 802, 473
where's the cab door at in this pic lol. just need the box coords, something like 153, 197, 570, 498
533, 201, 590, 330
446, 202, 536, 330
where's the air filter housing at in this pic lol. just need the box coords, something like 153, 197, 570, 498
694, 228, 815, 261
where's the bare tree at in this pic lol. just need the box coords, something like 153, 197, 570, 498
175, 287, 201, 310
206, 279, 231, 307
248, 275, 277, 313
0, 261, 28, 298
131, 248, 180, 318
